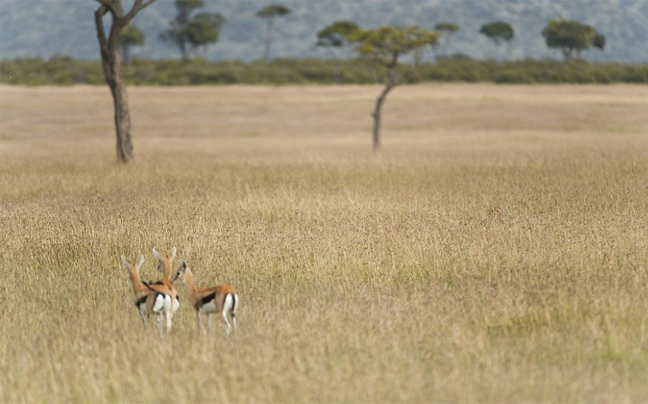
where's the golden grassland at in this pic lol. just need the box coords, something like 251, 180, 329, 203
1, 83, 648, 403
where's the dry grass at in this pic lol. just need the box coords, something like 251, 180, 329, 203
1, 83, 648, 403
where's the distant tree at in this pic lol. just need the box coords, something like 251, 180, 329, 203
348, 25, 440, 149
316, 20, 359, 83
255, 4, 291, 61
94, 0, 156, 164
541, 18, 605, 63
434, 22, 459, 58
119, 23, 145, 65
480, 21, 514, 46
160, 0, 226, 62
479, 21, 514, 60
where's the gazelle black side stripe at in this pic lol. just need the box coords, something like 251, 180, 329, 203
201, 292, 217, 306
135, 296, 147, 307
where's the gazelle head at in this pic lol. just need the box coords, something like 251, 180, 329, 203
152, 247, 177, 276
121, 254, 146, 292
121, 255, 145, 273
171, 260, 191, 284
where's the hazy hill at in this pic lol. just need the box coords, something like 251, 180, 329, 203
1, 0, 647, 63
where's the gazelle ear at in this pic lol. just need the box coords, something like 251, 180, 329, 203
182, 260, 188, 270
137, 255, 145, 268
120, 256, 130, 270
171, 247, 177, 260
152, 248, 162, 261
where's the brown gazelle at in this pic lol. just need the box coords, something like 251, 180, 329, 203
120, 254, 176, 336
172, 260, 239, 335
150, 247, 181, 328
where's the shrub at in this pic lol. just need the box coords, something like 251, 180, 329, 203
1, 56, 646, 85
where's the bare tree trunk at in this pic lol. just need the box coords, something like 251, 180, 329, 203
95, 0, 156, 163
109, 74, 134, 162
562, 48, 574, 63
120, 44, 131, 65
325, 47, 342, 84
263, 18, 273, 61
179, 40, 189, 63
334, 58, 342, 84
371, 69, 398, 150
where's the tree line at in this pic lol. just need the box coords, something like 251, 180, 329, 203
117, 0, 610, 66
24, 0, 645, 163
3, 56, 646, 86
119, 1, 290, 64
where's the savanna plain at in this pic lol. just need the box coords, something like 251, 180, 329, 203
1, 83, 648, 403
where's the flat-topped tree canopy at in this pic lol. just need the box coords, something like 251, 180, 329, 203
480, 21, 515, 46
349, 25, 439, 68
542, 18, 605, 63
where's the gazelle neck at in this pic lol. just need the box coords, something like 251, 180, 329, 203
160, 258, 173, 282
129, 267, 144, 292
183, 271, 198, 302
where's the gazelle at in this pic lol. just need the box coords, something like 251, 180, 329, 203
172, 260, 239, 335
151, 247, 181, 323
120, 254, 176, 335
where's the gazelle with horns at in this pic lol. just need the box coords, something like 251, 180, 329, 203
172, 260, 239, 335
120, 254, 176, 335
151, 247, 181, 323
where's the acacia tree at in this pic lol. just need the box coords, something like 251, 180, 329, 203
95, 0, 156, 163
434, 22, 459, 58
541, 18, 605, 63
118, 23, 145, 65
255, 4, 291, 61
160, 0, 226, 62
348, 26, 440, 149
479, 21, 514, 60
316, 20, 359, 83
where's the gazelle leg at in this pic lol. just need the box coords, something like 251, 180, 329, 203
165, 311, 172, 335
156, 314, 163, 337
196, 311, 203, 335
231, 295, 238, 333
206, 313, 212, 332
222, 311, 231, 335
